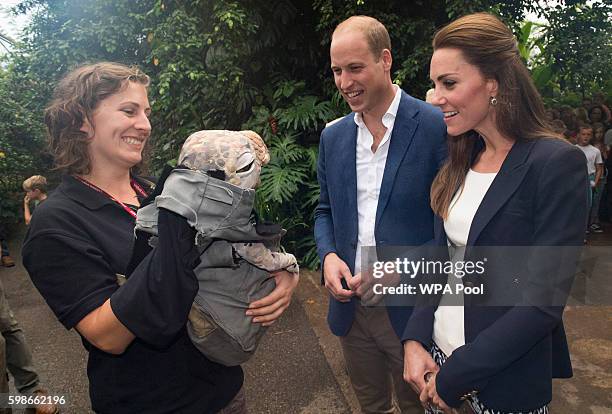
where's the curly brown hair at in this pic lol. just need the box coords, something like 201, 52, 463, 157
44, 62, 150, 175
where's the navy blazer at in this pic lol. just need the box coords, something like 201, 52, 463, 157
314, 91, 447, 337
402, 137, 588, 411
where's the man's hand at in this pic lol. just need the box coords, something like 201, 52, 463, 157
403, 340, 439, 396
354, 265, 400, 305
23, 194, 33, 225
421, 371, 457, 414
323, 253, 354, 302
247, 270, 299, 326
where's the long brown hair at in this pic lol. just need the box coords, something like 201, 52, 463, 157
44, 62, 150, 175
430, 13, 557, 219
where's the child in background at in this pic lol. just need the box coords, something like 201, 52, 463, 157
23, 175, 48, 226
592, 123, 609, 225
0, 174, 57, 413
575, 125, 604, 233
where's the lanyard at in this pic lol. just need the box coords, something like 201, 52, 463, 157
74, 176, 148, 219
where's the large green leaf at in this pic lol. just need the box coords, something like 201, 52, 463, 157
532, 64, 554, 90
258, 163, 309, 204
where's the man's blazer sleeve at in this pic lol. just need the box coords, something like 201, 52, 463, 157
314, 128, 336, 262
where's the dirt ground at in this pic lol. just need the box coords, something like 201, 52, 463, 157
1, 226, 610, 413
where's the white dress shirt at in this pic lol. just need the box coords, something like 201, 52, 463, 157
354, 85, 402, 275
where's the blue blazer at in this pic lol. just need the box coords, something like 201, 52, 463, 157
402, 137, 588, 411
314, 91, 447, 337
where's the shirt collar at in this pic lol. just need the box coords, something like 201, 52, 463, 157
59, 175, 151, 211
58, 175, 113, 211
353, 84, 402, 129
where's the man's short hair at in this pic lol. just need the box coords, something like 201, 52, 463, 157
578, 124, 593, 133
23, 175, 48, 193
333, 15, 391, 60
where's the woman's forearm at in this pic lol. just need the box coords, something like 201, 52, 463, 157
76, 299, 136, 354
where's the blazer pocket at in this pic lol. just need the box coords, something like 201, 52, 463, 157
500, 206, 528, 218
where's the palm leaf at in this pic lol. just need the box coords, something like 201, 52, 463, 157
295, 235, 320, 269
268, 134, 306, 164
304, 146, 319, 174
258, 162, 308, 203
303, 181, 321, 209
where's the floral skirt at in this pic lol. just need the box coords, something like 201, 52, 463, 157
425, 342, 548, 414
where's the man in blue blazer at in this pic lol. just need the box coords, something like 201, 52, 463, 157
314, 15, 447, 413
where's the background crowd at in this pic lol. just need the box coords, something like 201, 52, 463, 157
544, 94, 612, 235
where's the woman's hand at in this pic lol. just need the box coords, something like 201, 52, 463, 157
403, 340, 439, 395
246, 270, 299, 326
421, 371, 457, 414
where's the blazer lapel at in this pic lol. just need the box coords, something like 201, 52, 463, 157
467, 139, 535, 245
376, 93, 419, 227
434, 215, 447, 246
338, 121, 359, 235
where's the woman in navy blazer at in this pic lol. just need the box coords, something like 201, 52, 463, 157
402, 13, 588, 414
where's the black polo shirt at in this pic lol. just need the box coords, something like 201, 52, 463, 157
23, 175, 242, 414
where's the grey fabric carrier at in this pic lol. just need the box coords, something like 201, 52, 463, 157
136, 169, 278, 366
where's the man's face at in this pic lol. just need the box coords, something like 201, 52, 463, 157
330, 29, 391, 115
577, 128, 593, 146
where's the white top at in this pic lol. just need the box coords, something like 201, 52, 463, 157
433, 169, 497, 357
353, 85, 402, 275
575, 144, 603, 175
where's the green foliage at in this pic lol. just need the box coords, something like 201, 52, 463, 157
514, 2, 611, 101
515, 20, 557, 94
243, 78, 346, 269
0, 65, 46, 225
517, 20, 545, 64
540, 1, 612, 96
0, 0, 151, 226
1, 0, 607, 267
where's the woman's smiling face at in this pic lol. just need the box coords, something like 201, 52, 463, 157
429, 48, 497, 137
83, 81, 151, 171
